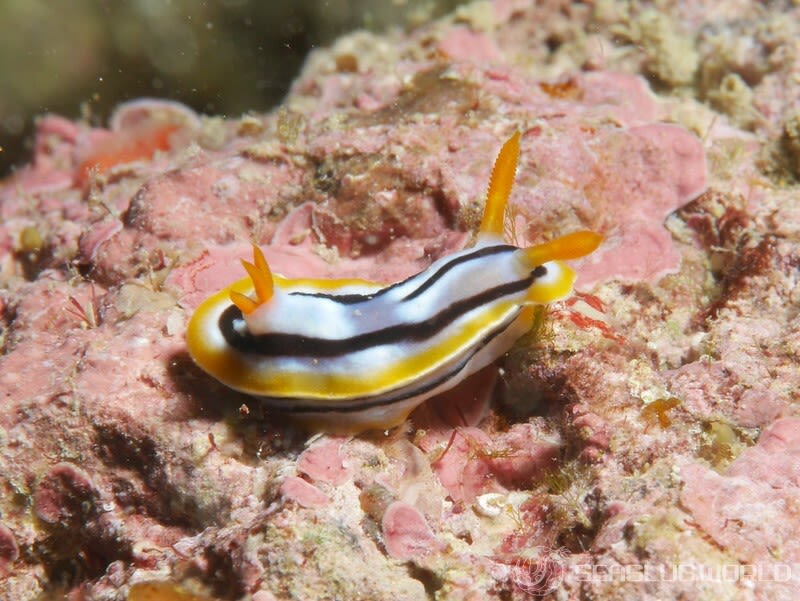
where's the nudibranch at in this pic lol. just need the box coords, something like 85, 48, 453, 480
187, 132, 602, 433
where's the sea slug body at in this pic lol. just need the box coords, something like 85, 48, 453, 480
187, 132, 602, 433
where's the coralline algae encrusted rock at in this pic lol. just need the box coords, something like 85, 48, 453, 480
1, 1, 799, 600
168, 68, 705, 300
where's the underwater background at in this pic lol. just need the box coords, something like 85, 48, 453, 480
0, 0, 467, 176
1, 1, 800, 600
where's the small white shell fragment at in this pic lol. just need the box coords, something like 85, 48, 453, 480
474, 492, 507, 517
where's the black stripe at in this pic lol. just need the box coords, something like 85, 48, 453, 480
259, 307, 522, 413
401, 244, 515, 301
220, 273, 537, 358
286, 244, 516, 305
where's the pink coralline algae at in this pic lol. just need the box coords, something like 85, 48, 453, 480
279, 477, 330, 509
381, 502, 442, 560
680, 418, 800, 598
0, 524, 19, 578
296, 438, 350, 486
1, 1, 800, 601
